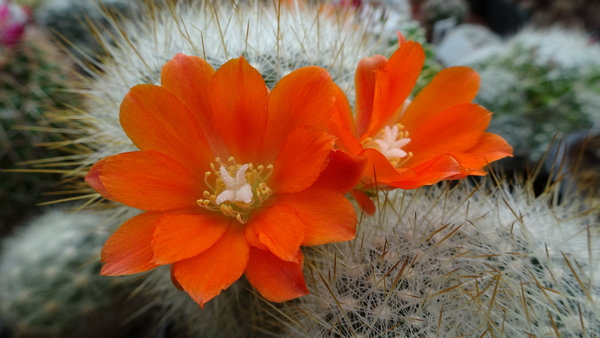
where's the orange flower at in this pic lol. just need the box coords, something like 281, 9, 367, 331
329, 40, 513, 214
85, 54, 366, 307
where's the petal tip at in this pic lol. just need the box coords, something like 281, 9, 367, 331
85, 158, 114, 200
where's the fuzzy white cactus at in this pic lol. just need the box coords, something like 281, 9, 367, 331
23, 3, 600, 337
463, 27, 600, 80
0, 208, 140, 337
37, 0, 423, 334
263, 178, 600, 337
141, 265, 264, 338
55, 0, 418, 177
35, 0, 136, 55
457, 27, 600, 162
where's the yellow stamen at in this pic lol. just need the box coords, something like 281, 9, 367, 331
197, 157, 274, 224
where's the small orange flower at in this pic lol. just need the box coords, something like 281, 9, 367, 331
85, 54, 366, 307
329, 40, 513, 214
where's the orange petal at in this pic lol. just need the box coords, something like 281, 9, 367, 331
172, 223, 249, 308
245, 204, 305, 262
151, 213, 228, 264
354, 54, 387, 136
245, 247, 308, 302
310, 150, 367, 194
406, 103, 492, 167
396, 31, 407, 46
450, 132, 513, 169
275, 188, 356, 246
367, 42, 425, 137
160, 54, 227, 155
98, 150, 203, 211
350, 189, 376, 216
270, 126, 335, 194
359, 148, 416, 188
100, 211, 161, 276
86, 157, 114, 201
170, 265, 184, 291
390, 155, 462, 190
209, 57, 268, 163
332, 82, 357, 135
120, 84, 214, 172
262, 66, 334, 161
326, 118, 364, 156
400, 66, 480, 132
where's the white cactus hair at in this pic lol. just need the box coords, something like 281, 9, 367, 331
24, 1, 600, 336
139, 265, 270, 338
461, 27, 600, 74
0, 208, 140, 336
52, 0, 415, 194
265, 176, 600, 337
38, 0, 414, 334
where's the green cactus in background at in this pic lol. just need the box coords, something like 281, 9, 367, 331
0, 208, 144, 338
0, 27, 77, 235
34, 0, 135, 58
459, 27, 600, 162
420, 0, 469, 40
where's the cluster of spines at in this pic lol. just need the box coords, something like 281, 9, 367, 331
0, 209, 141, 337
261, 175, 600, 337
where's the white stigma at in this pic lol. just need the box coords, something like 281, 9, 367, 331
373, 125, 411, 160
215, 164, 253, 205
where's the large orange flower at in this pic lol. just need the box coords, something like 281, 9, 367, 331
85, 54, 366, 307
329, 40, 513, 214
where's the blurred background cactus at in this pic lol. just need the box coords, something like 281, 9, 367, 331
453, 27, 600, 168
0, 209, 150, 338
510, 0, 600, 38
331, 0, 443, 93
142, 267, 265, 338
420, 0, 469, 40
34, 0, 136, 58
0, 0, 78, 237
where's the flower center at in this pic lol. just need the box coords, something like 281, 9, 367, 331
197, 157, 273, 224
362, 124, 412, 168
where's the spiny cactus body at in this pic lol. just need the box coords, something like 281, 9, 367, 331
0, 26, 77, 235
0, 208, 141, 337
269, 179, 600, 337
34, 0, 135, 57
43, 0, 433, 211
459, 27, 600, 162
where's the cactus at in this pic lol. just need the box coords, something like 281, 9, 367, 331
329, 0, 442, 93
46, 0, 432, 203
15, 2, 600, 337
36, 1, 435, 334
264, 177, 600, 337
142, 266, 266, 338
0, 25, 77, 235
0, 208, 142, 338
420, 0, 469, 38
458, 27, 600, 162
511, 0, 600, 36
34, 0, 135, 57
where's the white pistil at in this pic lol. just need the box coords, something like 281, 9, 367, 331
198, 158, 274, 224
215, 164, 253, 205
372, 125, 411, 160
